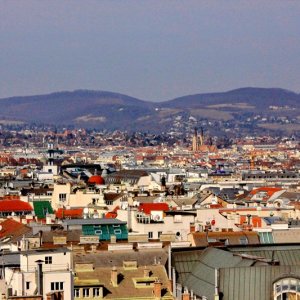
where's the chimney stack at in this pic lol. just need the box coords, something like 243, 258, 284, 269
182, 287, 190, 300
111, 266, 118, 287
153, 279, 162, 298
144, 266, 150, 277
190, 223, 196, 233
35, 260, 44, 296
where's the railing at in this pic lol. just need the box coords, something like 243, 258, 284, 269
23, 263, 70, 272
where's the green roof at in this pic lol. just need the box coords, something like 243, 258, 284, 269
33, 201, 53, 218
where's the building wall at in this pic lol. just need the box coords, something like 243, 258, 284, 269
20, 251, 71, 272
8, 252, 73, 300
196, 209, 240, 232
43, 271, 73, 300
117, 209, 194, 241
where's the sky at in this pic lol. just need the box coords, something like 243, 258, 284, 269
0, 0, 300, 101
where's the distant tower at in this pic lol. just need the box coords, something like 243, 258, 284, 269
199, 127, 204, 146
192, 128, 199, 152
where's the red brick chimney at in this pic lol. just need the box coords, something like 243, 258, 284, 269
190, 223, 196, 233
182, 291, 190, 300
153, 279, 162, 298
46, 293, 52, 300
182, 287, 190, 300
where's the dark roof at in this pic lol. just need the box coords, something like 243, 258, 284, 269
105, 170, 149, 184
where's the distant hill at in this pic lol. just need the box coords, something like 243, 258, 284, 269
0, 87, 299, 132
163, 87, 299, 109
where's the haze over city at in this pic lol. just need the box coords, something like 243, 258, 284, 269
1, 2, 300, 300
1, 0, 300, 100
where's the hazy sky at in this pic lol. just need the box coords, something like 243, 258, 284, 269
0, 0, 300, 100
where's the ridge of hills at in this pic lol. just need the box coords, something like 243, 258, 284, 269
0, 87, 299, 134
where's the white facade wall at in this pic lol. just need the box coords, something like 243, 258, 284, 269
20, 251, 71, 272
196, 209, 240, 231
51, 183, 106, 209
117, 209, 194, 241
7, 251, 73, 300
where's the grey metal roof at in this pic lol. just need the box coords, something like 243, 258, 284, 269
219, 265, 300, 300
229, 244, 300, 265
182, 248, 257, 300
0, 252, 20, 266
62, 218, 127, 226
172, 249, 203, 284
173, 245, 300, 300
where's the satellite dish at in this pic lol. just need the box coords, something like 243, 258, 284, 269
83, 207, 89, 214
154, 215, 161, 221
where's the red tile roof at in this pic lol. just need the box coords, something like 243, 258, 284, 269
247, 187, 283, 201
0, 200, 33, 212
56, 208, 83, 219
105, 206, 119, 219
88, 175, 105, 185
139, 203, 169, 215
0, 218, 31, 240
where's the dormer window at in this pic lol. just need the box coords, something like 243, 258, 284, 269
273, 277, 300, 299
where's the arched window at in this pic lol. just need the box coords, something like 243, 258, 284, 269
274, 278, 300, 300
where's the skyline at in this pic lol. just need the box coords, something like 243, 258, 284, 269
1, 1, 300, 100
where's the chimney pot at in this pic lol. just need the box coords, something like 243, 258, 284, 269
153, 279, 162, 298
111, 266, 118, 287
144, 266, 150, 277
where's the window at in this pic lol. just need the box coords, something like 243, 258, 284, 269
95, 229, 102, 235
259, 232, 274, 244
239, 237, 248, 245
74, 288, 80, 298
83, 288, 90, 297
50, 282, 64, 291
114, 229, 121, 234
105, 200, 113, 205
158, 231, 162, 238
273, 278, 300, 300
45, 256, 52, 264
148, 232, 153, 239
93, 288, 100, 297
59, 193, 67, 202
26, 281, 30, 290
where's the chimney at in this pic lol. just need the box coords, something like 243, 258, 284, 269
182, 287, 190, 300
39, 230, 43, 247
46, 293, 52, 300
111, 266, 118, 287
190, 223, 195, 233
247, 214, 252, 225
144, 266, 150, 277
153, 279, 162, 298
35, 259, 44, 296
